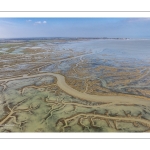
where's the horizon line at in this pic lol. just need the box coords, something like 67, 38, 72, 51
0, 37, 137, 39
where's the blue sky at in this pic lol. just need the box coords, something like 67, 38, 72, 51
0, 18, 150, 38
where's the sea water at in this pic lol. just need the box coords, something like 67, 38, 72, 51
55, 39, 150, 61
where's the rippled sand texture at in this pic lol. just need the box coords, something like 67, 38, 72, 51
1, 38, 150, 132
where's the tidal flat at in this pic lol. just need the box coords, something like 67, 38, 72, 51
0, 38, 150, 132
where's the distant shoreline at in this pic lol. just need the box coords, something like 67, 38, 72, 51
0, 37, 130, 43
1, 37, 150, 44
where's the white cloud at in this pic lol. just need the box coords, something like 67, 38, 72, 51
26, 20, 32, 22
35, 21, 42, 24
0, 20, 15, 25
43, 21, 47, 24
34, 21, 47, 25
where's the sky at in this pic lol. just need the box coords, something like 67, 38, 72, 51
0, 18, 150, 38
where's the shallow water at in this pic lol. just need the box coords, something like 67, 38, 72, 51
56, 39, 150, 61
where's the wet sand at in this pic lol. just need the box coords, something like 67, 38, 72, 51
1, 72, 150, 105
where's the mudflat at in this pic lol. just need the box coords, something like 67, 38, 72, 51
0, 38, 150, 132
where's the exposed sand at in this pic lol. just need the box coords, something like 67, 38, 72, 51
61, 112, 150, 128
1, 72, 150, 106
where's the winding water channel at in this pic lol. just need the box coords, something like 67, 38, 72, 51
1, 72, 150, 106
